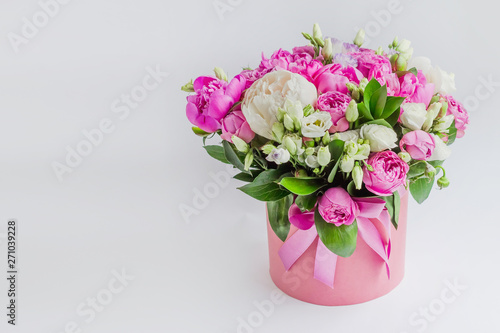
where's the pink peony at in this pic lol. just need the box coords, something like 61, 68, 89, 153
186, 75, 246, 133
399, 130, 435, 160
313, 64, 349, 94
363, 151, 409, 196
220, 109, 255, 143
316, 91, 351, 133
352, 52, 393, 81
444, 95, 469, 138
318, 187, 359, 227
398, 71, 434, 106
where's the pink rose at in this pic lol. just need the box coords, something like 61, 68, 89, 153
313, 64, 363, 94
260, 49, 292, 72
318, 187, 360, 226
316, 91, 351, 133
292, 45, 316, 58
398, 72, 434, 106
379, 73, 400, 96
363, 151, 409, 196
352, 52, 393, 81
186, 75, 246, 133
399, 130, 435, 160
288, 56, 324, 83
444, 95, 469, 138
220, 109, 255, 143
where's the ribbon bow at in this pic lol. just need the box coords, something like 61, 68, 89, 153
278, 197, 392, 288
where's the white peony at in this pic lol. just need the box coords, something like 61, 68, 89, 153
401, 103, 427, 130
301, 112, 333, 138
408, 56, 456, 95
360, 124, 398, 152
428, 134, 451, 161
242, 70, 318, 139
265, 147, 290, 165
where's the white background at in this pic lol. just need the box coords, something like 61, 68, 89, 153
0, 0, 499, 332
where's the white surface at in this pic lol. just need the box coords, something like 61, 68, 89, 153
0, 0, 498, 332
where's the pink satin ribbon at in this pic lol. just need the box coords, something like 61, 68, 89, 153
278, 197, 392, 288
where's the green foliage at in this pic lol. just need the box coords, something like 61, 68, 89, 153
279, 177, 326, 195
238, 169, 291, 201
204, 145, 230, 164
315, 209, 358, 258
267, 195, 293, 242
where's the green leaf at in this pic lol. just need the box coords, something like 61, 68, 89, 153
428, 160, 444, 168
386, 108, 401, 127
279, 177, 325, 196
204, 145, 230, 164
328, 140, 345, 160
381, 96, 405, 119
238, 169, 290, 201
327, 140, 345, 183
357, 102, 373, 121
407, 161, 427, 179
363, 78, 382, 110
233, 169, 263, 182
315, 209, 358, 258
363, 119, 392, 129
393, 190, 400, 228
409, 175, 435, 204
222, 140, 248, 173
267, 194, 293, 242
446, 120, 457, 145
370, 85, 388, 119
295, 194, 317, 212
408, 67, 418, 76
383, 191, 400, 229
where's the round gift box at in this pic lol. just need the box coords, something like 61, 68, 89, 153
266, 191, 408, 306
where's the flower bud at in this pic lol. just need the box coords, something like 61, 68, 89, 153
303, 104, 314, 117
283, 114, 295, 132
213, 67, 228, 82
321, 38, 333, 62
305, 147, 315, 156
375, 46, 384, 55
425, 163, 436, 178
353, 28, 365, 47
396, 54, 407, 71
345, 100, 359, 122
313, 23, 324, 46
305, 140, 315, 148
272, 122, 285, 143
232, 135, 249, 153
244, 150, 254, 171
295, 169, 308, 178
331, 133, 341, 141
422, 102, 442, 132
391, 36, 399, 48
317, 147, 331, 167
305, 155, 320, 168
437, 176, 450, 189
398, 152, 411, 163
322, 132, 331, 145
352, 163, 363, 190
345, 141, 357, 156
276, 108, 286, 122
353, 143, 370, 160
358, 78, 369, 92
262, 144, 275, 155
180, 80, 194, 92
283, 136, 297, 155
340, 155, 354, 173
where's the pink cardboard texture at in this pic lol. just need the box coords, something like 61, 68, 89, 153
267, 191, 408, 306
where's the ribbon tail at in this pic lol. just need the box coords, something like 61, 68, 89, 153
357, 217, 390, 279
278, 227, 318, 271
313, 240, 338, 288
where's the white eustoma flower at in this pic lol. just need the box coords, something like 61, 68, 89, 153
433, 115, 455, 132
265, 147, 290, 165
242, 71, 318, 139
401, 103, 427, 130
305, 155, 320, 168
408, 56, 456, 95
360, 124, 398, 152
333, 129, 360, 143
301, 112, 333, 138
428, 134, 451, 161
422, 102, 442, 132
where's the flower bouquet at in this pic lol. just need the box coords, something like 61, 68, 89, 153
181, 24, 469, 305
